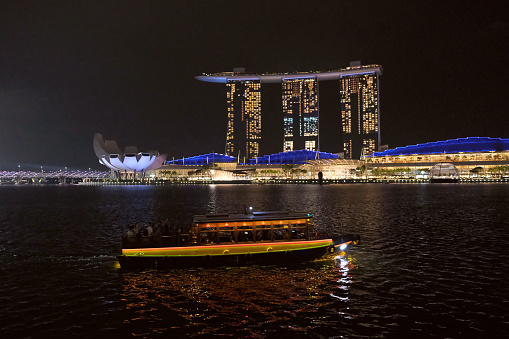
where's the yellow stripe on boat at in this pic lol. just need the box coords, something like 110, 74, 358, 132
121, 239, 333, 257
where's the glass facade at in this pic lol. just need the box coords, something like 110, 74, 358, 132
226, 80, 262, 159
282, 78, 319, 152
340, 73, 380, 159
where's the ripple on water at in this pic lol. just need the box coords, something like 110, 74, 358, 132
0, 184, 508, 337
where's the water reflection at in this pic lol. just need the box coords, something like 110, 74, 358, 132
120, 256, 356, 337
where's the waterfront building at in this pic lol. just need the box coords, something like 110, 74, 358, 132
93, 133, 167, 179
362, 137, 509, 178
155, 137, 509, 182
226, 80, 262, 160
282, 78, 319, 152
340, 62, 382, 159
196, 64, 383, 160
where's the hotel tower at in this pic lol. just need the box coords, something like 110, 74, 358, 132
196, 62, 382, 160
340, 66, 381, 159
282, 78, 319, 152
226, 79, 262, 160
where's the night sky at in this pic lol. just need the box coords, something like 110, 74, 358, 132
1, 1, 507, 170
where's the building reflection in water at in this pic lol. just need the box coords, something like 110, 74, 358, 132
119, 256, 357, 337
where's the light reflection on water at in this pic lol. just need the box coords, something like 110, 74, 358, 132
0, 184, 508, 338
120, 256, 356, 338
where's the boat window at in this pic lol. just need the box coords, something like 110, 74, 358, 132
238, 229, 253, 242
198, 224, 218, 244
291, 229, 306, 239
219, 226, 234, 243
273, 228, 290, 241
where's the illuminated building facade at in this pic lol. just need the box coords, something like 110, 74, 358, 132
226, 80, 262, 159
196, 64, 382, 160
282, 78, 319, 152
363, 137, 509, 178
340, 68, 381, 159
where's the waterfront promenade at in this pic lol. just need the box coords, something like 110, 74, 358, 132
79, 177, 509, 186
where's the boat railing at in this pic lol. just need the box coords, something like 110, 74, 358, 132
122, 234, 188, 249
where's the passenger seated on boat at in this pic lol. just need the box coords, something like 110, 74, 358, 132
125, 224, 140, 248
126, 225, 137, 238
140, 226, 148, 237
146, 223, 154, 236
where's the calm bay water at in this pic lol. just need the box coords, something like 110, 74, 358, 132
0, 184, 508, 338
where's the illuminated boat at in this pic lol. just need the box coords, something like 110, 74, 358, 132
117, 211, 359, 269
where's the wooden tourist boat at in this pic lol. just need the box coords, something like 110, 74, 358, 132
117, 210, 359, 268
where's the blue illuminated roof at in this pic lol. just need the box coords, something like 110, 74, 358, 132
167, 153, 235, 165
368, 137, 509, 157
248, 150, 338, 165
167, 150, 339, 165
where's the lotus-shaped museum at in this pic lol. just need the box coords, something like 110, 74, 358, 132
93, 133, 167, 172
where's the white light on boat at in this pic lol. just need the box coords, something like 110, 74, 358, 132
340, 244, 347, 251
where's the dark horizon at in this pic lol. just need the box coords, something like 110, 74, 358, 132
1, 1, 507, 170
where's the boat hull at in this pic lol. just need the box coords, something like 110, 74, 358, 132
118, 239, 345, 269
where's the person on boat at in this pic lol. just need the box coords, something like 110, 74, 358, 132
146, 223, 154, 236
126, 225, 136, 238
126, 224, 139, 238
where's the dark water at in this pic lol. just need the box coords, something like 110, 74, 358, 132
1, 184, 508, 338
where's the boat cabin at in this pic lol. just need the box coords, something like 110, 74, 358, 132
121, 211, 319, 249
190, 211, 315, 245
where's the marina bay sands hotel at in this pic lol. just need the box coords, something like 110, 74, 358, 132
196, 61, 382, 160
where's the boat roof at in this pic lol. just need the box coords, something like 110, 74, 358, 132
193, 211, 312, 224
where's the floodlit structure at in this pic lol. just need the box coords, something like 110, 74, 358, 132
340, 61, 381, 159
196, 63, 382, 159
226, 80, 262, 159
283, 78, 319, 152
363, 137, 509, 178
93, 133, 167, 177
